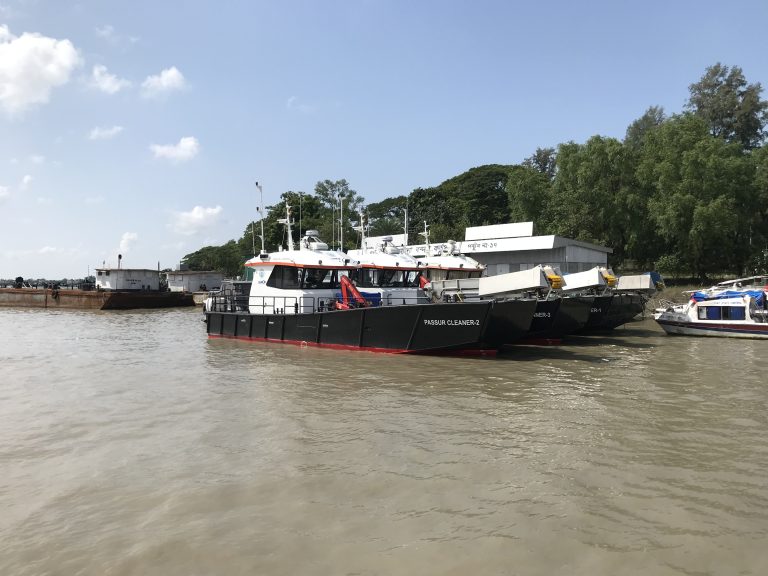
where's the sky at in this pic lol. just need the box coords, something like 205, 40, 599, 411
1, 0, 767, 279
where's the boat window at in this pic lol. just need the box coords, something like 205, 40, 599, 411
266, 266, 300, 289
427, 269, 448, 282
350, 268, 376, 288
378, 269, 405, 287
723, 306, 746, 320
301, 267, 341, 289
404, 270, 421, 288
697, 306, 722, 321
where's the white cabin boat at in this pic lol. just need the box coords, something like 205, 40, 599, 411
204, 205, 530, 354
654, 289, 768, 338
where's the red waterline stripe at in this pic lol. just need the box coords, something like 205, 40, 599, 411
207, 333, 496, 356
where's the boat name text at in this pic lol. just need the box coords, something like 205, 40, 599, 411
423, 319, 480, 326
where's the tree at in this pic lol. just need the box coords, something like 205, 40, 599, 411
522, 147, 557, 180
549, 137, 641, 265
638, 113, 755, 277
505, 165, 552, 226
686, 63, 768, 149
313, 179, 365, 250
625, 106, 666, 148
365, 195, 408, 238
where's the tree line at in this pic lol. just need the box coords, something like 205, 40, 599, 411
183, 63, 768, 280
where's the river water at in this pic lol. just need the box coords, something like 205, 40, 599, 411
0, 307, 766, 575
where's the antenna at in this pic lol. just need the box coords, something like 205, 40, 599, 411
255, 182, 265, 254
403, 207, 408, 247
339, 192, 345, 251
277, 203, 295, 250
419, 221, 430, 256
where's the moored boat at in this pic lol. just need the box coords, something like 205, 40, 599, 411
562, 267, 651, 333
654, 289, 768, 338
205, 207, 510, 354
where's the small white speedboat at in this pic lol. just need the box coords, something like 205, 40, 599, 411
654, 289, 768, 339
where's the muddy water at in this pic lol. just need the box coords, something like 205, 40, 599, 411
1, 308, 766, 575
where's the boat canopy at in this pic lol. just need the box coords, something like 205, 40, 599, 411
691, 290, 765, 305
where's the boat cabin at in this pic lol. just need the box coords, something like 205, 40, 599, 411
95, 268, 160, 291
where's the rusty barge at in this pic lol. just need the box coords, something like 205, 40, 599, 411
0, 287, 194, 310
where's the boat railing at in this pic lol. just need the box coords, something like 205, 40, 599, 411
209, 292, 433, 314
207, 285, 250, 312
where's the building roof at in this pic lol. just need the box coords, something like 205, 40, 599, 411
95, 268, 160, 273
166, 270, 224, 276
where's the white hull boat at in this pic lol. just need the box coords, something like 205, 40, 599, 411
654, 290, 768, 339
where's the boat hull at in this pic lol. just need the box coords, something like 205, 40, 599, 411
575, 293, 646, 333
0, 288, 194, 310
655, 318, 768, 339
543, 296, 592, 338
481, 299, 538, 347
206, 300, 503, 354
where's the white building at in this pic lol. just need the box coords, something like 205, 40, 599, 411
165, 270, 224, 293
388, 221, 612, 275
95, 268, 160, 291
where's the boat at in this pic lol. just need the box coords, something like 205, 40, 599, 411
561, 267, 652, 333
654, 289, 768, 338
351, 228, 542, 349
204, 206, 517, 354
425, 265, 563, 345
0, 285, 194, 310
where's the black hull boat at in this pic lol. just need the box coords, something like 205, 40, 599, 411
518, 298, 563, 344
206, 299, 533, 354
543, 296, 592, 339
204, 209, 538, 355
575, 293, 646, 333
478, 299, 539, 348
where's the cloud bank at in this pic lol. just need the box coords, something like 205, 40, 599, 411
89, 125, 124, 140
150, 136, 199, 163
0, 24, 81, 115
171, 205, 222, 236
88, 64, 131, 94
141, 66, 186, 98
119, 232, 138, 253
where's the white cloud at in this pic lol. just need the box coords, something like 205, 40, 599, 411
286, 95, 317, 114
0, 185, 9, 200
141, 66, 186, 98
38, 246, 58, 254
89, 125, 123, 140
84, 195, 104, 205
119, 232, 138, 253
95, 25, 115, 41
89, 64, 131, 94
20, 174, 32, 190
150, 136, 199, 163
171, 205, 223, 236
0, 25, 81, 115
95, 25, 139, 48
30, 155, 45, 164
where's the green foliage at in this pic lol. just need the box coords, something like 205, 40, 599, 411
625, 106, 665, 148
686, 63, 768, 149
366, 195, 408, 238
181, 240, 247, 278
522, 147, 557, 180
181, 63, 768, 280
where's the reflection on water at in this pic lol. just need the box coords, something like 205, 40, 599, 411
1, 308, 767, 575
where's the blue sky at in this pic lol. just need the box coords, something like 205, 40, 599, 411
1, 0, 767, 279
